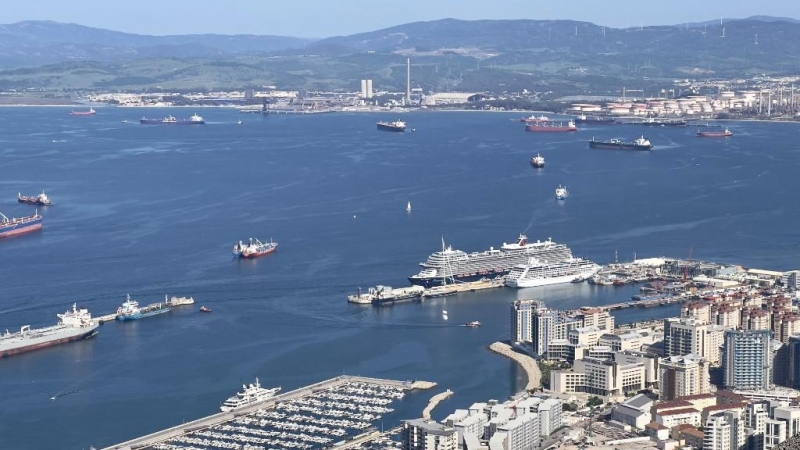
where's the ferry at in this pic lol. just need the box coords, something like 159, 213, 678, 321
140, 114, 205, 125
555, 185, 569, 200
233, 238, 278, 259
589, 136, 653, 150
116, 295, 172, 321
525, 120, 577, 132
0, 211, 42, 238
220, 378, 281, 412
697, 128, 733, 137
505, 258, 601, 288
530, 153, 545, 168
70, 108, 96, 116
377, 120, 406, 132
409, 235, 576, 287
18, 191, 52, 206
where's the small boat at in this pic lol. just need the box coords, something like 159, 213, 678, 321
18, 191, 51, 206
120, 119, 130, 124
200, 306, 212, 313
70, 108, 96, 116
237, 120, 243, 125
406, 201, 412, 212
555, 185, 569, 200
697, 128, 733, 137
530, 153, 545, 168
377, 120, 406, 132
464, 321, 481, 328
442, 310, 449, 321
525, 120, 577, 132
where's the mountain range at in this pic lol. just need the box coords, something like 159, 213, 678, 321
1, 17, 799, 94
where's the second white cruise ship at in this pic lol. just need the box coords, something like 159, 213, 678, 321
505, 258, 602, 288
409, 234, 575, 287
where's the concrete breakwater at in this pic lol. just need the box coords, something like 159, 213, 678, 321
488, 342, 541, 391
422, 390, 454, 420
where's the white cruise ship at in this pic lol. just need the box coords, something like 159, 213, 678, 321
409, 234, 575, 287
505, 258, 602, 288
220, 378, 281, 412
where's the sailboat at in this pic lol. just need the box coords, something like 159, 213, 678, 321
406, 201, 412, 212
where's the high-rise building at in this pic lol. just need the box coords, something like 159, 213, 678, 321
764, 419, 787, 450
531, 306, 580, 357
659, 354, 711, 401
664, 318, 709, 357
511, 300, 537, 344
703, 410, 745, 450
403, 419, 458, 450
782, 271, 800, 290
722, 329, 773, 391
682, 301, 712, 324
575, 307, 615, 331
774, 335, 800, 389
537, 398, 563, 437
366, 79, 373, 99
360, 79, 368, 99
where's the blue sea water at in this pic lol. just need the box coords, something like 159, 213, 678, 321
0, 108, 798, 449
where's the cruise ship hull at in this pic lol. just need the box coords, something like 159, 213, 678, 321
0, 325, 99, 358
0, 218, 43, 238
506, 268, 601, 288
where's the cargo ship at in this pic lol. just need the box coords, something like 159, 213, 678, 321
525, 120, 577, 132
0, 211, 42, 239
220, 378, 281, 412
575, 114, 617, 124
530, 154, 545, 168
140, 114, 205, 125
377, 120, 406, 132
0, 304, 99, 358
70, 108, 96, 116
697, 128, 733, 137
233, 237, 278, 258
116, 295, 172, 321
18, 191, 52, 206
348, 285, 425, 305
589, 136, 653, 150
409, 235, 575, 287
505, 258, 601, 288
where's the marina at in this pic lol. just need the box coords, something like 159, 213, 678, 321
102, 376, 435, 450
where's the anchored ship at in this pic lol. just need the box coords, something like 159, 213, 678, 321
0, 211, 42, 239
116, 295, 172, 321
233, 238, 278, 259
348, 285, 425, 305
589, 136, 653, 150
0, 304, 99, 358
18, 191, 52, 206
697, 128, 733, 137
505, 258, 601, 288
377, 120, 406, 132
220, 378, 281, 412
525, 120, 577, 132
70, 108, 96, 116
530, 154, 545, 168
409, 235, 575, 287
641, 118, 686, 127
140, 114, 205, 125
575, 114, 617, 124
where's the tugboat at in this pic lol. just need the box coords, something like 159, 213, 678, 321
233, 238, 278, 259
18, 191, 52, 206
464, 321, 482, 328
555, 185, 569, 200
697, 128, 733, 137
589, 136, 653, 150
525, 120, 577, 132
377, 120, 406, 132
530, 154, 545, 168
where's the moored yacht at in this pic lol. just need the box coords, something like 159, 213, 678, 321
220, 378, 281, 412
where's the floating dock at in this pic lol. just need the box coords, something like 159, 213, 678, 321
102, 375, 435, 450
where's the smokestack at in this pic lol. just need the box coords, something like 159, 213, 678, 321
406, 58, 411, 104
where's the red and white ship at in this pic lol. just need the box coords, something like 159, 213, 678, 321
233, 237, 278, 258
525, 120, 578, 132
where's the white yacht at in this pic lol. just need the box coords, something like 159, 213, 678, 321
505, 258, 602, 288
220, 378, 281, 412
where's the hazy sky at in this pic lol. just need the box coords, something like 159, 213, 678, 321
7, 0, 799, 37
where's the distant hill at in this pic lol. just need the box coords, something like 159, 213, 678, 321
0, 21, 313, 68
1, 17, 800, 94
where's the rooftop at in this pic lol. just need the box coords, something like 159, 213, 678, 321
654, 400, 694, 411
645, 422, 667, 430
623, 394, 653, 410
657, 408, 700, 417
405, 419, 456, 435
675, 393, 716, 401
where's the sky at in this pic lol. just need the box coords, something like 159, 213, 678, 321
5, 0, 799, 38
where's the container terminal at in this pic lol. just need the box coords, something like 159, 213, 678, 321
102, 375, 435, 450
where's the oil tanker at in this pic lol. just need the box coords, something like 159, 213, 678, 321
0, 211, 42, 238
0, 304, 99, 358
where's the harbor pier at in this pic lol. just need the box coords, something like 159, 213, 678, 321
102, 375, 435, 450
